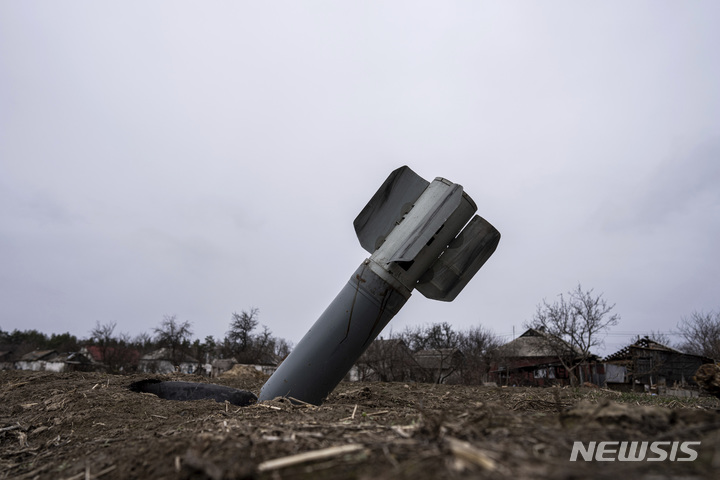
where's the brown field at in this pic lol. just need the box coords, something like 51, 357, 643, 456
1, 370, 719, 480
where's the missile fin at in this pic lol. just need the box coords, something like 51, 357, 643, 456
354, 166, 429, 253
416, 215, 500, 301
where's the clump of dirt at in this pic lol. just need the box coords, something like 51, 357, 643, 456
696, 363, 720, 399
1, 370, 719, 480
561, 399, 675, 433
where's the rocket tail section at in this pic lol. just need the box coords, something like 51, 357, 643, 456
416, 215, 501, 301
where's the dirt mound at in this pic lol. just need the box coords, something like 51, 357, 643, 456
1, 370, 719, 479
219, 364, 269, 380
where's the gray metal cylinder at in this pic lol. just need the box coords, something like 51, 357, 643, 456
258, 261, 409, 405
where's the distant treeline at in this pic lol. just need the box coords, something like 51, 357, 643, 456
0, 308, 292, 373
0, 329, 80, 355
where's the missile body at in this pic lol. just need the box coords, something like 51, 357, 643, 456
258, 166, 500, 405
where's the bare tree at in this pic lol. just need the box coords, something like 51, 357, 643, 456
202, 335, 218, 359
224, 308, 289, 364
403, 322, 459, 351
227, 308, 259, 359
494, 338, 522, 386
677, 310, 720, 360
254, 325, 273, 359
133, 332, 155, 355
358, 331, 417, 382
457, 326, 502, 384
88, 321, 138, 373
402, 322, 464, 384
153, 315, 194, 365
226, 308, 258, 362
89, 321, 117, 359
90, 321, 117, 373
355, 324, 501, 385
273, 337, 292, 360
633, 331, 672, 347
526, 284, 619, 385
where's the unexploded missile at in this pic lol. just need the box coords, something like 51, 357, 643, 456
258, 166, 500, 405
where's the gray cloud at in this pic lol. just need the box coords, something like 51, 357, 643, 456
1, 2, 719, 355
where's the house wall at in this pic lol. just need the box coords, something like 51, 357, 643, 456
606, 350, 709, 389
15, 360, 65, 372
491, 356, 567, 386
632, 351, 705, 387
489, 359, 606, 387
577, 362, 605, 386
605, 364, 626, 383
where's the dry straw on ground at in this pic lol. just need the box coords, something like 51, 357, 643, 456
1, 370, 719, 479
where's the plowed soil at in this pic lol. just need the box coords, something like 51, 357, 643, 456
1, 370, 719, 479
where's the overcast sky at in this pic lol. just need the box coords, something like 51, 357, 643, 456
1, 2, 718, 356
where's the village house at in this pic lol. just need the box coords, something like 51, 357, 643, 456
353, 339, 418, 382
490, 328, 604, 387
604, 336, 714, 394
82, 345, 140, 373
413, 348, 465, 384
15, 350, 64, 372
64, 352, 95, 372
138, 348, 200, 374
252, 351, 282, 377
352, 340, 466, 384
210, 356, 280, 378
14, 350, 94, 372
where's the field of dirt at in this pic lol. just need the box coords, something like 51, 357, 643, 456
2, 370, 720, 480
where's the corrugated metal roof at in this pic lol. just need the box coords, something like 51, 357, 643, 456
604, 336, 681, 362
20, 350, 59, 361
